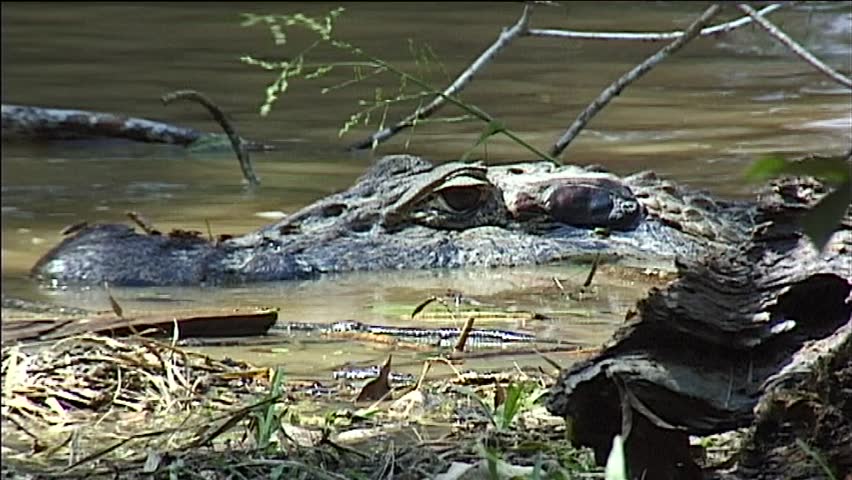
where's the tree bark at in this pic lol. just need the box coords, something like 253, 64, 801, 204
548, 176, 852, 479
2, 104, 205, 145
1, 103, 278, 152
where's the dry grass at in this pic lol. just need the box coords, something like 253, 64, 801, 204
1, 334, 600, 479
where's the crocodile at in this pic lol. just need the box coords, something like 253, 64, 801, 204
32, 154, 755, 286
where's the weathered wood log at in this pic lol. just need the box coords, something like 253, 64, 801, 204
1, 104, 205, 145
1, 103, 277, 152
1, 307, 279, 344
547, 176, 852, 480
715, 323, 851, 480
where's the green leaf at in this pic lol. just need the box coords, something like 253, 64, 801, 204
745, 154, 787, 180
799, 179, 851, 252
746, 154, 850, 183
499, 382, 524, 429
474, 443, 502, 480
795, 438, 838, 480
604, 435, 628, 480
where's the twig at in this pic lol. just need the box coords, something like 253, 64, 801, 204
60, 221, 88, 236
204, 219, 214, 242
428, 357, 466, 382
367, 60, 556, 161
550, 4, 722, 158
737, 3, 852, 89
348, 3, 534, 151
103, 282, 124, 318
162, 90, 261, 186
348, 3, 789, 154
453, 317, 477, 353
526, 3, 785, 41
582, 253, 601, 288
534, 349, 563, 372
413, 360, 432, 391
126, 211, 160, 235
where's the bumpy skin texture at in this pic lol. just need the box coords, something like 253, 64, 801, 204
32, 155, 754, 286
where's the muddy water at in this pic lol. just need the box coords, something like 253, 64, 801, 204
2, 3, 850, 378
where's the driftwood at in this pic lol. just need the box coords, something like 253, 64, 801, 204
1, 104, 205, 145
547, 176, 852, 479
717, 323, 851, 480
1, 99, 277, 186
1, 307, 279, 344
1, 103, 277, 151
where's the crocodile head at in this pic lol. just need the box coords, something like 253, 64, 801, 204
32, 155, 752, 286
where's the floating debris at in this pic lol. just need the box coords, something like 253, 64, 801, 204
2, 307, 279, 344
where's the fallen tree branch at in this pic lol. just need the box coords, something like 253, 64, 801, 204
162, 90, 261, 187
549, 4, 722, 159
737, 3, 852, 89
1, 103, 281, 156
526, 3, 784, 41
1, 307, 279, 343
1, 104, 205, 145
348, 3, 534, 151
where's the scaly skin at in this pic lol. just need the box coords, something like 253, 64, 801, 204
32, 155, 755, 286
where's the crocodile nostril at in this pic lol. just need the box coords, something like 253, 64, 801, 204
349, 213, 380, 233
320, 203, 347, 218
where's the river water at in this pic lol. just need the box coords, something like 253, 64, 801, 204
2, 2, 850, 378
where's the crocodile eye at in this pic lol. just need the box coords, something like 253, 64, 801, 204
437, 185, 487, 213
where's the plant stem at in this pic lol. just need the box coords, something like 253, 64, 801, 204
348, 3, 535, 152
340, 42, 558, 162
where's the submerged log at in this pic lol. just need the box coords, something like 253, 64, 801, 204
1, 307, 279, 344
547, 176, 851, 480
1, 103, 277, 152
1, 104, 205, 145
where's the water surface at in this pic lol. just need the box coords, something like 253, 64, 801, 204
2, 2, 850, 376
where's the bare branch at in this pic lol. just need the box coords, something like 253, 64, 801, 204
549, 4, 722, 159
162, 90, 261, 187
737, 3, 852, 89
1, 104, 204, 145
348, 3, 534, 150
526, 3, 785, 41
